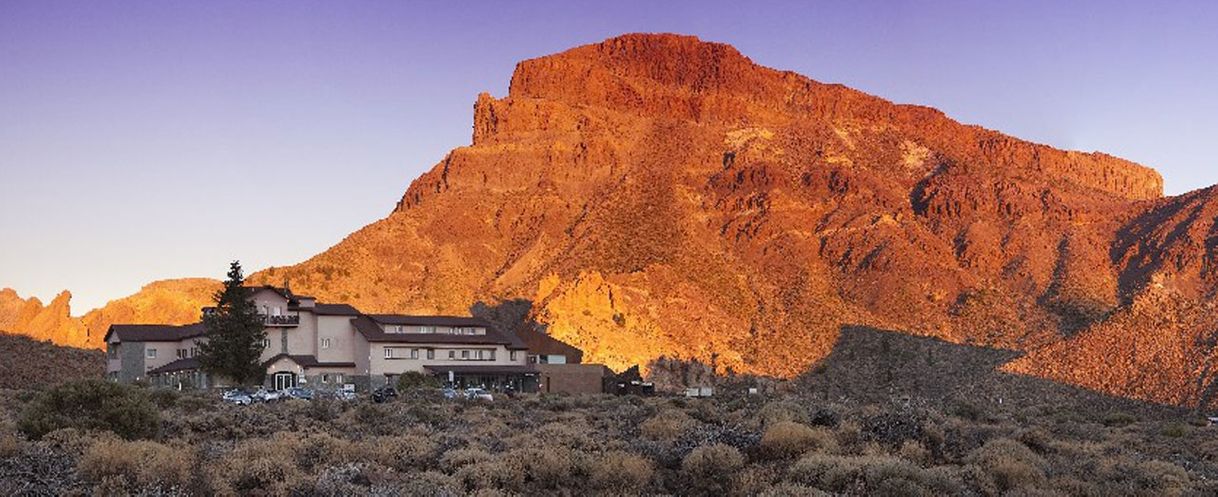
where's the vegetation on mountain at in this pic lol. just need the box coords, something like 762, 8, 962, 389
0, 333, 103, 390
198, 262, 267, 386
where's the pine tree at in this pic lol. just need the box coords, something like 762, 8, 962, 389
198, 261, 267, 386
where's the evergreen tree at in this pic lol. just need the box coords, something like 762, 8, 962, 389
198, 261, 267, 386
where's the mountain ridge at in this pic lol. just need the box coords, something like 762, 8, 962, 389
3, 33, 1212, 407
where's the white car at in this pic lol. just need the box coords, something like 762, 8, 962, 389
250, 387, 284, 402
464, 388, 493, 402
222, 389, 252, 406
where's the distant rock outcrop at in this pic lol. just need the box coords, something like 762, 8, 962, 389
0, 279, 218, 349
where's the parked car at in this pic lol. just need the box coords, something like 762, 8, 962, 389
222, 389, 252, 406
333, 384, 358, 401
372, 386, 398, 403
464, 388, 493, 402
283, 387, 314, 400
440, 387, 459, 400
250, 387, 284, 403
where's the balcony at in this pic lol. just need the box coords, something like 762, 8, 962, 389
263, 314, 300, 327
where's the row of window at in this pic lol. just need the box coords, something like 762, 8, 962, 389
385, 325, 485, 335
383, 347, 516, 361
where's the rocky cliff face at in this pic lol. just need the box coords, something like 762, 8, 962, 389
255, 34, 1180, 394
0, 279, 218, 349
8, 34, 1213, 407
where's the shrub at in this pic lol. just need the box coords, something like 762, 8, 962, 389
440, 447, 494, 472
1102, 412, 1138, 428
640, 409, 694, 441
590, 450, 654, 493
1161, 422, 1188, 438
760, 421, 836, 459
967, 438, 1046, 492
398, 371, 442, 391
79, 439, 197, 491
17, 380, 159, 440
759, 400, 810, 426
210, 433, 309, 495
788, 454, 961, 496
682, 443, 745, 494
0, 431, 20, 459
370, 434, 439, 471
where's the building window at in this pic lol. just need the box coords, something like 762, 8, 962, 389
321, 338, 331, 349
409, 348, 419, 359
426, 349, 434, 360
190, 347, 198, 357
385, 347, 393, 359
448, 350, 455, 359
262, 338, 270, 349
510, 350, 517, 361
146, 348, 157, 359
176, 349, 186, 359
461, 350, 469, 359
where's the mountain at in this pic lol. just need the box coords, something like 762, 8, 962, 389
5, 33, 1214, 407
0, 279, 219, 349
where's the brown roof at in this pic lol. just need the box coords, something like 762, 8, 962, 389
105, 323, 205, 343
313, 303, 362, 316
147, 357, 200, 375
262, 353, 355, 368
516, 327, 583, 363
368, 314, 492, 327
352, 315, 527, 348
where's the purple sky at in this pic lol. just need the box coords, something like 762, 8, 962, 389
1, 0, 1216, 313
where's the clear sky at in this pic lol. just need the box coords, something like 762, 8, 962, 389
2, 0, 1216, 313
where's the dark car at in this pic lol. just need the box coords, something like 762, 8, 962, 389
372, 386, 398, 403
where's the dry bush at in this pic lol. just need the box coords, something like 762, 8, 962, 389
1095, 457, 1190, 495
757, 482, 831, 496
511, 446, 586, 491
79, 438, 197, 491
440, 447, 494, 472
681, 443, 745, 494
377, 471, 463, 497
210, 433, 310, 495
453, 457, 525, 491
759, 400, 810, 426
18, 379, 159, 440
0, 431, 20, 459
367, 434, 439, 471
967, 438, 1047, 493
641, 409, 695, 441
731, 465, 786, 496
899, 440, 932, 465
788, 453, 962, 496
760, 421, 837, 459
590, 450, 654, 493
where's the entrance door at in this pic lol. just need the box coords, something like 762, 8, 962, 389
273, 372, 296, 390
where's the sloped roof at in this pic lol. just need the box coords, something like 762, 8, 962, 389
262, 353, 355, 368
352, 315, 527, 349
105, 323, 205, 343
368, 314, 492, 327
147, 357, 200, 375
516, 327, 583, 363
313, 303, 362, 316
